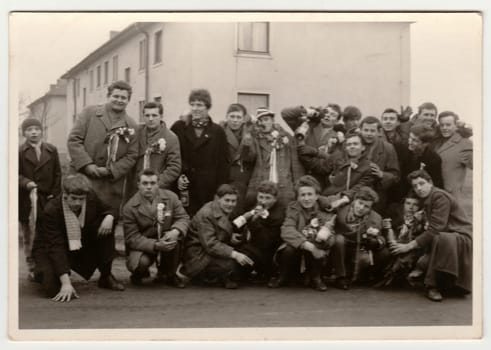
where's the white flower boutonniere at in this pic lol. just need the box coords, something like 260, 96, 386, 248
350, 161, 358, 170
114, 127, 135, 143
157, 138, 166, 152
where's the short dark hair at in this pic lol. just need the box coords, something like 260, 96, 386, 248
410, 123, 436, 143
107, 80, 132, 100
417, 102, 438, 116
344, 128, 365, 144
189, 89, 212, 109
407, 169, 433, 184
403, 191, 422, 207
216, 184, 239, 198
353, 186, 379, 204
137, 168, 158, 182
256, 180, 278, 197
226, 103, 247, 116
382, 108, 398, 115
438, 111, 459, 124
360, 116, 382, 130
143, 102, 164, 116
294, 175, 321, 195
343, 105, 362, 121
324, 103, 342, 120
62, 174, 92, 195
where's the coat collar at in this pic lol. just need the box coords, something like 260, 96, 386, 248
436, 132, 463, 154
210, 200, 233, 233
96, 103, 130, 131
223, 124, 241, 151
132, 189, 172, 220
21, 142, 54, 169
183, 119, 214, 149
137, 124, 168, 155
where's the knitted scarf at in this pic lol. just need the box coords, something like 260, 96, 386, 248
62, 196, 86, 251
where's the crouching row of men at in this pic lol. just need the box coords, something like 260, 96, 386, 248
33, 168, 472, 303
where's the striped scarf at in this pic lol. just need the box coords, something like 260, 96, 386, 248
62, 196, 86, 251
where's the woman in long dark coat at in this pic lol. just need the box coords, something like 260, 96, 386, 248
171, 89, 230, 216
390, 169, 472, 302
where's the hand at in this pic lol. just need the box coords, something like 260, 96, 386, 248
389, 242, 412, 255
231, 251, 254, 266
52, 283, 79, 302
399, 105, 413, 122
369, 162, 384, 179
83, 164, 100, 178
327, 137, 338, 149
96, 167, 111, 177
163, 229, 180, 242
177, 175, 189, 191
310, 246, 328, 260
230, 232, 243, 245
155, 239, 177, 252
97, 215, 114, 236
297, 143, 318, 157
26, 181, 37, 190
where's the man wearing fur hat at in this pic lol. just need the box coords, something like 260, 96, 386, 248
19, 117, 62, 279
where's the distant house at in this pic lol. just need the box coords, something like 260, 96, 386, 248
61, 21, 411, 133
27, 79, 68, 161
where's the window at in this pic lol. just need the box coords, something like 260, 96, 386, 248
154, 30, 162, 64
82, 88, 87, 107
237, 22, 269, 53
138, 100, 146, 122
154, 96, 162, 104
104, 61, 109, 85
139, 39, 147, 70
124, 67, 131, 83
112, 56, 118, 81
75, 78, 80, 97
237, 93, 270, 116
96, 65, 101, 87
89, 70, 94, 92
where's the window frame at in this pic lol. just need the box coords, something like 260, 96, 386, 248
237, 22, 270, 55
154, 30, 163, 64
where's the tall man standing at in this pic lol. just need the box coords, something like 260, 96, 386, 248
67, 80, 138, 213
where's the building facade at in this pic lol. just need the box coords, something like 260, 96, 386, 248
61, 21, 411, 134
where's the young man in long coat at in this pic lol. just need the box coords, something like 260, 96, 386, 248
32, 174, 124, 301
433, 111, 473, 202
390, 169, 472, 302
67, 80, 138, 213
123, 169, 189, 286
19, 117, 62, 276
126, 102, 181, 199
171, 89, 230, 216
178, 184, 254, 289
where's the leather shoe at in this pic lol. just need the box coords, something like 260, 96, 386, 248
334, 277, 350, 290
427, 288, 443, 302
267, 276, 288, 288
167, 275, 187, 288
98, 274, 125, 291
311, 278, 328, 292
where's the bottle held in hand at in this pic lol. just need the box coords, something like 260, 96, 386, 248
382, 218, 396, 244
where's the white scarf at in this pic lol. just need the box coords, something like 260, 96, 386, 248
62, 196, 86, 251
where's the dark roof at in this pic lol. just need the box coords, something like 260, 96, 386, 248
61, 22, 157, 79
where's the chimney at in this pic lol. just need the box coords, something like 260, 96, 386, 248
110, 30, 120, 39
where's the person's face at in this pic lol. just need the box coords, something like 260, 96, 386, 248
138, 174, 159, 200
297, 186, 318, 209
108, 88, 130, 112
226, 110, 245, 131
408, 132, 426, 153
320, 107, 339, 128
143, 108, 161, 130
256, 192, 277, 210
439, 116, 458, 138
190, 100, 209, 120
381, 112, 399, 132
344, 118, 360, 131
64, 193, 87, 213
257, 115, 274, 133
24, 126, 42, 143
411, 177, 433, 198
360, 122, 380, 144
352, 198, 373, 217
218, 194, 238, 215
403, 197, 421, 215
418, 108, 437, 127
345, 135, 365, 158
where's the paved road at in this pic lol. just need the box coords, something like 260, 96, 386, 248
18, 252, 472, 329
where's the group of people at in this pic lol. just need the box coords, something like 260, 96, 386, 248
18, 80, 473, 304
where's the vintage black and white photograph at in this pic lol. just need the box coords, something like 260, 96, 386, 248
8, 11, 482, 341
